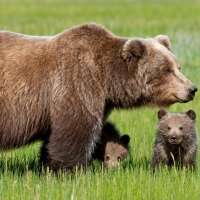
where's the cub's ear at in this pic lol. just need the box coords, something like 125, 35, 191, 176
155, 35, 171, 50
158, 109, 167, 120
186, 110, 196, 120
119, 134, 130, 147
122, 39, 145, 63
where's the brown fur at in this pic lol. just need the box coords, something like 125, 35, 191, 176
93, 122, 130, 168
0, 23, 197, 171
152, 110, 198, 170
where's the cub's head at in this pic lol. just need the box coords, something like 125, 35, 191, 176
157, 109, 196, 145
103, 134, 130, 168
121, 35, 197, 107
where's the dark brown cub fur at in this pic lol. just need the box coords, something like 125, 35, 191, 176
93, 122, 130, 168
152, 110, 198, 170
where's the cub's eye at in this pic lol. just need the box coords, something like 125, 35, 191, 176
164, 67, 173, 74
179, 126, 183, 130
167, 126, 171, 130
117, 156, 121, 161
105, 155, 110, 161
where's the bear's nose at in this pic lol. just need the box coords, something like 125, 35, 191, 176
171, 135, 178, 141
188, 86, 198, 96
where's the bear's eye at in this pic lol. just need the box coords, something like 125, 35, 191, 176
105, 155, 110, 161
167, 126, 171, 130
117, 156, 121, 161
179, 126, 183, 130
178, 66, 181, 71
164, 67, 173, 74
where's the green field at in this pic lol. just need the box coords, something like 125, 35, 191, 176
1, 0, 200, 199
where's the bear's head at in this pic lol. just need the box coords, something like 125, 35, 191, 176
120, 35, 197, 108
103, 134, 130, 168
157, 109, 196, 145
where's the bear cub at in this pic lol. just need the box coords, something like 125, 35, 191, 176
152, 109, 198, 170
93, 122, 130, 168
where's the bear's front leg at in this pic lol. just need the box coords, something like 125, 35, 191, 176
40, 111, 102, 172
182, 146, 197, 170
151, 144, 169, 170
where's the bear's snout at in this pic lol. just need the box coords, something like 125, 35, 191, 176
168, 133, 182, 144
188, 86, 198, 97
170, 135, 178, 141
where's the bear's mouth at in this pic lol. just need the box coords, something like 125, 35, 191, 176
188, 93, 195, 101
173, 95, 193, 103
168, 138, 182, 145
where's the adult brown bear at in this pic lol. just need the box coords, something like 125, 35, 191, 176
0, 23, 197, 171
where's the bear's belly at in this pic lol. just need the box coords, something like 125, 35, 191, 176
0, 89, 50, 149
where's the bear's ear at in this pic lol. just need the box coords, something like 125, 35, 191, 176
119, 134, 130, 147
186, 110, 196, 120
158, 109, 167, 120
155, 35, 171, 50
122, 39, 145, 63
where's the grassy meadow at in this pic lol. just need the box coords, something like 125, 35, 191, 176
1, 0, 200, 199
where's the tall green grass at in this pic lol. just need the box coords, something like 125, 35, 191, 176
0, 0, 200, 199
